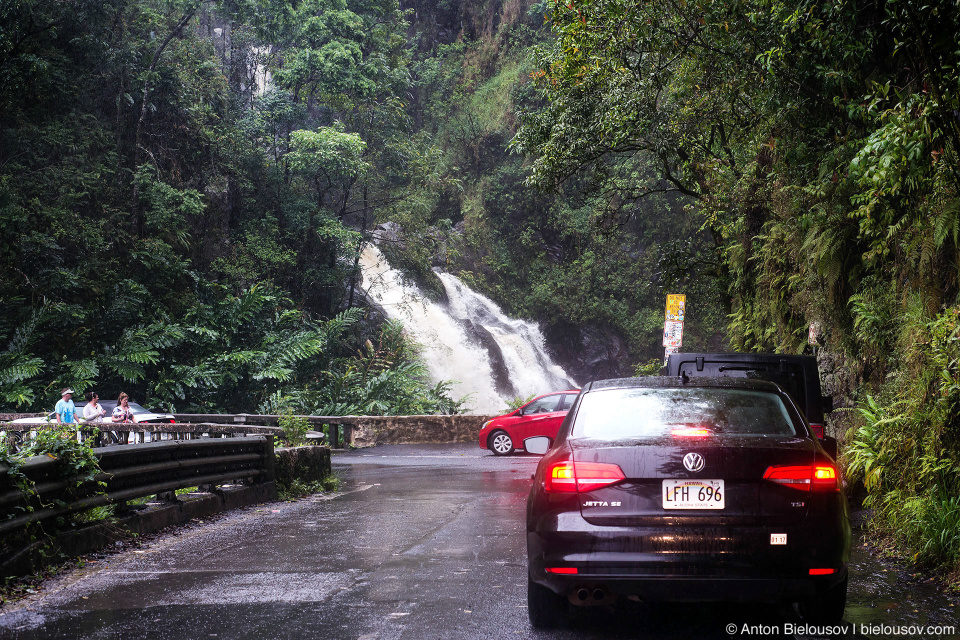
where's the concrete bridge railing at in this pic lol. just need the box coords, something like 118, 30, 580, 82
169, 414, 497, 447
1, 413, 498, 449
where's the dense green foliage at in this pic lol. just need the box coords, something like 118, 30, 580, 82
513, 0, 960, 573
261, 319, 465, 415
0, 0, 460, 414
0, 426, 104, 533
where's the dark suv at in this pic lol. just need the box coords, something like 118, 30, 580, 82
665, 353, 835, 454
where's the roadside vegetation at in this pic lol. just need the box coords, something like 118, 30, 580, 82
511, 0, 960, 583
277, 474, 340, 501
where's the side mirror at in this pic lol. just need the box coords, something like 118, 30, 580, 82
822, 436, 839, 461
524, 436, 551, 455
822, 395, 834, 413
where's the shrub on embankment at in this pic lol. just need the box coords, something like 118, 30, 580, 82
843, 307, 960, 581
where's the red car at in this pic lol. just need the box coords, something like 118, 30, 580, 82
479, 390, 580, 455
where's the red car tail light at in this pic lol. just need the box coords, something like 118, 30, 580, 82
545, 567, 578, 574
810, 423, 825, 439
544, 460, 625, 493
763, 464, 840, 492
808, 568, 836, 575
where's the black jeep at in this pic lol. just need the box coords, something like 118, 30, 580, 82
665, 352, 837, 458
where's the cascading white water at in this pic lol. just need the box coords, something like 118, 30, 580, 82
359, 245, 577, 414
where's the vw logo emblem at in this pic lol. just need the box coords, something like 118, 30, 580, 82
683, 452, 705, 473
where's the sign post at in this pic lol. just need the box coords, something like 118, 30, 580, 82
663, 294, 686, 360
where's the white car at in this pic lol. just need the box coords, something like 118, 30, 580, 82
9, 401, 175, 425
87, 400, 176, 425
9, 411, 79, 425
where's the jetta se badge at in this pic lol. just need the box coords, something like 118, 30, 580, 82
683, 452, 705, 472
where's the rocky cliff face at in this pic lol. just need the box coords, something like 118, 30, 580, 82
546, 324, 634, 385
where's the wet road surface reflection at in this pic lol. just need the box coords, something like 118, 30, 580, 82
0, 443, 955, 639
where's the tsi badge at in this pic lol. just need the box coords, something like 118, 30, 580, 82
770, 533, 787, 545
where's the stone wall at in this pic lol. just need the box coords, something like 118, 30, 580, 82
0, 413, 44, 421
274, 445, 331, 487
335, 415, 496, 447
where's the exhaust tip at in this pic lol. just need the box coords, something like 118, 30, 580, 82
569, 584, 615, 606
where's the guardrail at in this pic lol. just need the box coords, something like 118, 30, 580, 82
0, 437, 274, 535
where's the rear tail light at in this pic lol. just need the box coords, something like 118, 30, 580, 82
544, 460, 625, 493
545, 567, 578, 574
808, 568, 836, 575
763, 463, 840, 492
810, 423, 825, 439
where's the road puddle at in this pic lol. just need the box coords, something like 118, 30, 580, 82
844, 524, 958, 638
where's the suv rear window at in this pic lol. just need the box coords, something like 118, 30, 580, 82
572, 388, 798, 439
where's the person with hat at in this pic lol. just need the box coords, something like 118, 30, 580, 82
55, 388, 78, 425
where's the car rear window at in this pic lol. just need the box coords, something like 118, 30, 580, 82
572, 387, 798, 439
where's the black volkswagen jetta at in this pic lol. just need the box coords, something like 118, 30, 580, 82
525, 376, 851, 629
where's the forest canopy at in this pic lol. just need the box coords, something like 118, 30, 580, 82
0, 0, 462, 415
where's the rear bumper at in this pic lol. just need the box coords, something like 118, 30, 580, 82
534, 570, 844, 603
528, 517, 850, 602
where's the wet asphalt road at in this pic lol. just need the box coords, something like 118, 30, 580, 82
0, 443, 956, 640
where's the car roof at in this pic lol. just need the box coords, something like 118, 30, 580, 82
583, 376, 786, 394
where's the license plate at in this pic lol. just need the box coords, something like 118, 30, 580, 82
662, 479, 725, 509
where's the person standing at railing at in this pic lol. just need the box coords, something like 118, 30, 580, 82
55, 388, 77, 426
113, 392, 135, 444
83, 391, 110, 445
83, 391, 107, 423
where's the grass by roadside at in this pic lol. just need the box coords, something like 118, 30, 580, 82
277, 474, 340, 500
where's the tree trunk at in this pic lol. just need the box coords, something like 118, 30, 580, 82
131, 2, 203, 237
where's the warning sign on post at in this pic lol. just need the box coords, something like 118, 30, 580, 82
663, 294, 686, 349
665, 294, 686, 322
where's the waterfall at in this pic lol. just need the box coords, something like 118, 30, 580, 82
359, 245, 578, 414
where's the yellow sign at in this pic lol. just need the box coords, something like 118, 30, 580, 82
663, 294, 686, 349
665, 294, 686, 322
